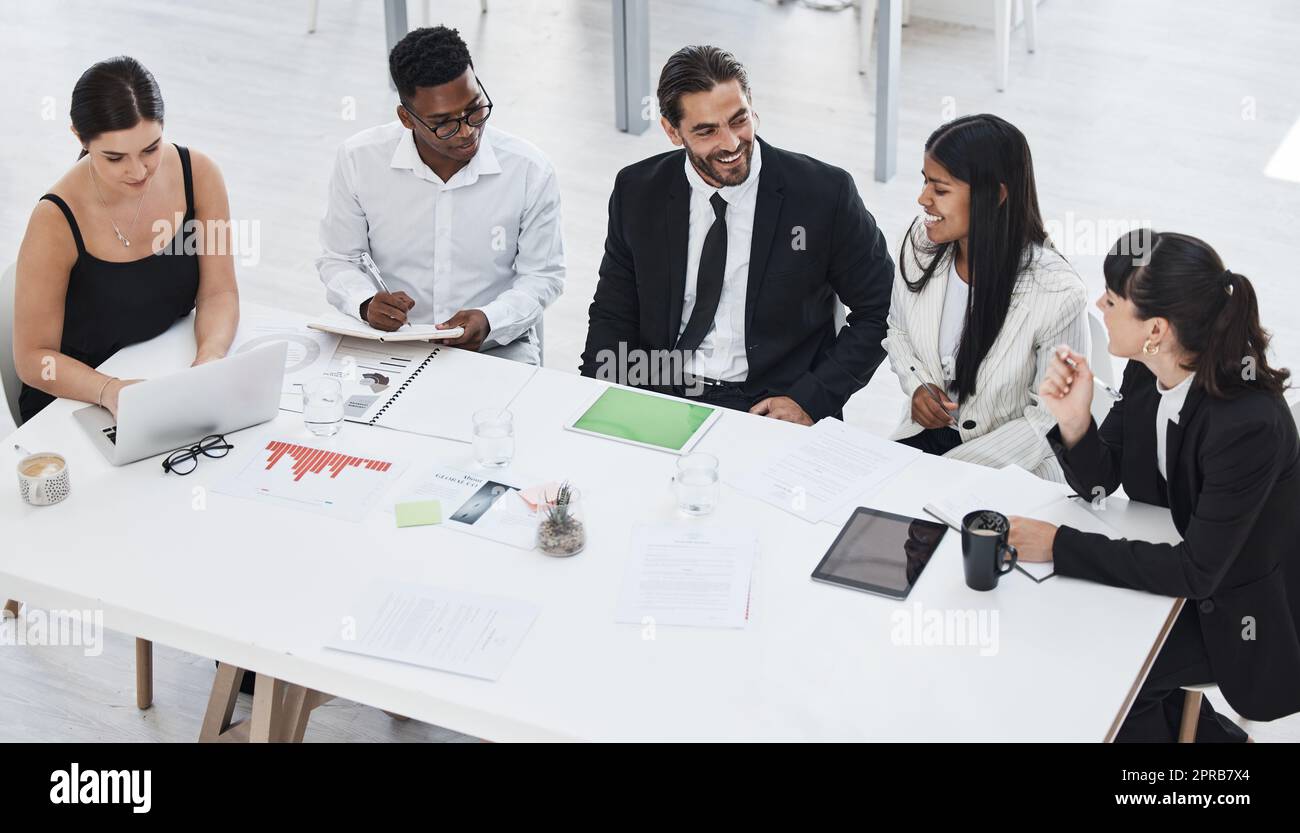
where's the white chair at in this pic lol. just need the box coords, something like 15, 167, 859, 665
2, 264, 23, 623
0, 262, 157, 709
861, 0, 1038, 91
833, 300, 849, 335
858, 0, 910, 77
0, 262, 21, 428
994, 0, 1038, 91
1086, 309, 1116, 428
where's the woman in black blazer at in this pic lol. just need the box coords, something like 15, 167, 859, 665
1009, 229, 1299, 742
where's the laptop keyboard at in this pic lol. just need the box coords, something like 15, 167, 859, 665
102, 426, 117, 445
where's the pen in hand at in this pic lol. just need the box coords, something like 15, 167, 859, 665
918, 376, 959, 428
357, 252, 409, 329
1057, 347, 1123, 400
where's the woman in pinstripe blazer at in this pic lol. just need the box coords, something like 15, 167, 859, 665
883, 115, 1088, 481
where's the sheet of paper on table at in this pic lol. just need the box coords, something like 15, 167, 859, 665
229, 310, 341, 411
392, 464, 538, 550
615, 523, 757, 629
726, 417, 921, 524
213, 438, 406, 523
324, 579, 540, 681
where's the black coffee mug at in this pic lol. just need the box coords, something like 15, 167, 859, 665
961, 509, 1018, 591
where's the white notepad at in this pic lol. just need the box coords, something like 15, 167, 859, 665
308, 320, 464, 342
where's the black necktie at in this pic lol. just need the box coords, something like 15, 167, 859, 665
676, 192, 728, 353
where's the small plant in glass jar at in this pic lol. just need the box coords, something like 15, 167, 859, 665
536, 481, 585, 557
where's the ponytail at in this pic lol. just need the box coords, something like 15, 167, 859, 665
1103, 231, 1290, 399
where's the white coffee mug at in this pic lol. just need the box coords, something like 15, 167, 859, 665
17, 451, 71, 506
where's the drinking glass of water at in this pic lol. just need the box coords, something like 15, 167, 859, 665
302, 376, 345, 437
673, 452, 719, 515
472, 408, 515, 468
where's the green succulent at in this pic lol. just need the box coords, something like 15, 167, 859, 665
545, 481, 576, 526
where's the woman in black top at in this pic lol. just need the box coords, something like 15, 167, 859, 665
1010, 230, 1299, 742
14, 56, 238, 423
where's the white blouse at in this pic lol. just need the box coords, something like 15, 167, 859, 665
1155, 372, 1195, 480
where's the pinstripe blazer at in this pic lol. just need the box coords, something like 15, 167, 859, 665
883, 226, 1090, 481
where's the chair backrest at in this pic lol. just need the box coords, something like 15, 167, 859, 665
1087, 309, 1115, 387
1291, 396, 1299, 432
834, 298, 848, 335
1086, 309, 1117, 428
0, 263, 21, 427
535, 314, 545, 366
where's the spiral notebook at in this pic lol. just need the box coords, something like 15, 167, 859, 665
325, 338, 538, 443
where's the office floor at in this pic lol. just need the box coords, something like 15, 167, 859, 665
1, 0, 1297, 742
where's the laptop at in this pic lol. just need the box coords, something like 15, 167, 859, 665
73, 342, 287, 465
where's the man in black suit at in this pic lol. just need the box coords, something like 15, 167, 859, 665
580, 45, 894, 424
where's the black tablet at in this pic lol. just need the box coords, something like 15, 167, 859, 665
811, 507, 949, 599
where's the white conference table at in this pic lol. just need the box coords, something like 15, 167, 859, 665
1, 309, 1182, 742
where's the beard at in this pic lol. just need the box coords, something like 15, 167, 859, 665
684, 137, 754, 187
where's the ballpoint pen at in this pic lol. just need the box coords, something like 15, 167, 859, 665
1057, 348, 1123, 400
355, 252, 408, 328
917, 375, 958, 428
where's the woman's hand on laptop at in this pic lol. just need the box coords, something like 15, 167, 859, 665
102, 378, 143, 419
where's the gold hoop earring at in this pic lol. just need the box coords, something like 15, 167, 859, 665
1142, 338, 1160, 356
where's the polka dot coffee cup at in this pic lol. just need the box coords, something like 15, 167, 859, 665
17, 451, 70, 506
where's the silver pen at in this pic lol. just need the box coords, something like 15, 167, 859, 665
356, 251, 392, 294
917, 374, 958, 428
354, 252, 408, 328
1059, 349, 1123, 400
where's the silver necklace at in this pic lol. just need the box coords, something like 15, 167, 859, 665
88, 163, 154, 248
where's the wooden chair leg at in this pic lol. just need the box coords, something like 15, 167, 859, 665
135, 638, 153, 710
1178, 689, 1203, 743
2, 599, 20, 619
199, 663, 245, 741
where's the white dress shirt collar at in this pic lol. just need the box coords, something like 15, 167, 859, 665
389, 126, 503, 188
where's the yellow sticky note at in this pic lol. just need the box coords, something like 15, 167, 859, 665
395, 499, 442, 528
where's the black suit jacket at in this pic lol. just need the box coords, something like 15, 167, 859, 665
579, 139, 894, 421
1047, 360, 1300, 722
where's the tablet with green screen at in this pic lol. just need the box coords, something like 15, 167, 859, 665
565, 386, 720, 454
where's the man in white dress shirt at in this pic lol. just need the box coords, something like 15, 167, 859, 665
317, 26, 564, 364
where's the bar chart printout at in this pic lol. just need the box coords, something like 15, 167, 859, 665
215, 439, 405, 522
